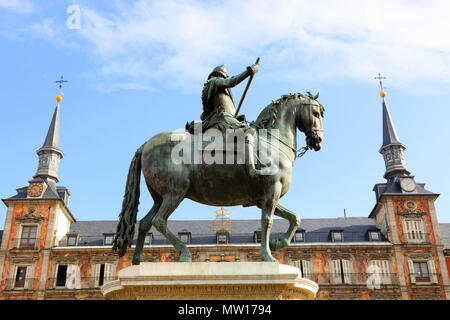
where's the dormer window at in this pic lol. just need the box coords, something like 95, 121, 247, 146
144, 233, 153, 245
330, 230, 344, 242
178, 231, 191, 244
368, 230, 381, 241
216, 233, 229, 244
67, 234, 78, 246
294, 230, 305, 242
103, 234, 114, 246
253, 231, 262, 243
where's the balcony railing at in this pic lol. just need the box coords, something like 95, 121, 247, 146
48, 277, 117, 289
3, 278, 39, 290
9, 238, 41, 249
304, 273, 400, 286
408, 273, 439, 284
403, 232, 430, 244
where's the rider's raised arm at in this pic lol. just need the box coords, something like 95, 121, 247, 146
215, 64, 258, 88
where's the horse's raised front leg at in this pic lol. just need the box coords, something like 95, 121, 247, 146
152, 194, 192, 262
259, 182, 282, 262
132, 201, 162, 265
269, 204, 300, 252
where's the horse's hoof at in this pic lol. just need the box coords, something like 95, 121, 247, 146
260, 251, 277, 262
180, 254, 192, 262
132, 254, 142, 265
269, 238, 289, 252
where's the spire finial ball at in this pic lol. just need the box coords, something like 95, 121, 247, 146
380, 91, 386, 98
56, 95, 63, 102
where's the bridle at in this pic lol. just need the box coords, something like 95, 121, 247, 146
250, 97, 322, 159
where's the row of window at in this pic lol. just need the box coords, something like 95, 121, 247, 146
9, 258, 438, 290
10, 263, 116, 290
64, 230, 384, 247
289, 259, 439, 285
15, 220, 427, 248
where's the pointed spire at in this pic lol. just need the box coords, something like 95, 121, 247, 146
382, 99, 401, 147
41, 103, 61, 150
374, 73, 410, 180
33, 100, 64, 184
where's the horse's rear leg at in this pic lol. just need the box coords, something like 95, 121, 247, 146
152, 194, 191, 262
132, 199, 162, 265
270, 204, 300, 252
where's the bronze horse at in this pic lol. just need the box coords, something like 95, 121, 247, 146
113, 92, 324, 265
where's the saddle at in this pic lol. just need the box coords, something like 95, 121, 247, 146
185, 114, 247, 134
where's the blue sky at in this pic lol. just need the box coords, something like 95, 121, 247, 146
1, 0, 450, 231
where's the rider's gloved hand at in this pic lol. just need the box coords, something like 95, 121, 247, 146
247, 63, 259, 75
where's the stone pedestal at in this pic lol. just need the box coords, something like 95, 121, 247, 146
101, 262, 318, 300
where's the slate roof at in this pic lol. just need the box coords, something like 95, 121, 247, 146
373, 181, 437, 202
59, 217, 385, 247
0, 230, 3, 247
4, 185, 70, 201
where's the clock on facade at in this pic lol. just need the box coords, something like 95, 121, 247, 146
399, 177, 416, 192
27, 182, 43, 197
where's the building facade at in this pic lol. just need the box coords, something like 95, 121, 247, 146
0, 93, 449, 300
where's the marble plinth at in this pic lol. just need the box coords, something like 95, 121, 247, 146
101, 262, 318, 300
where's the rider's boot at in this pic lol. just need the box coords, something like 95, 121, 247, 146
245, 129, 259, 177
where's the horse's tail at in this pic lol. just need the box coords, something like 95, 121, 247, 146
112, 145, 144, 257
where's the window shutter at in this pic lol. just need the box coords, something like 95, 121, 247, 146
408, 260, 416, 284
104, 263, 116, 284
342, 259, 352, 284
66, 265, 76, 289
291, 260, 301, 270
94, 264, 101, 287
24, 266, 34, 290
381, 260, 391, 284
302, 260, 313, 280
330, 260, 341, 284
66, 264, 81, 289
427, 260, 438, 283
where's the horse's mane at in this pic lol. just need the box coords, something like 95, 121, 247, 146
253, 92, 321, 129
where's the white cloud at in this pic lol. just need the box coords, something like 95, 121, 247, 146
0, 0, 33, 13
74, 0, 450, 92
30, 18, 57, 39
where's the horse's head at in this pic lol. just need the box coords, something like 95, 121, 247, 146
296, 92, 324, 151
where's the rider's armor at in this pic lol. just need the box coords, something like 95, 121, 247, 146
187, 64, 259, 177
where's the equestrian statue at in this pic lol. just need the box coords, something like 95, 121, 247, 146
112, 58, 325, 265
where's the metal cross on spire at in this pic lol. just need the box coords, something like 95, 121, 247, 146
374, 72, 387, 92
54, 76, 68, 103
55, 75, 68, 90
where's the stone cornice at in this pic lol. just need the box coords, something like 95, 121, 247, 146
285, 249, 314, 261
2, 198, 76, 223
326, 249, 354, 260
51, 254, 79, 264
369, 291, 401, 300
366, 251, 394, 260
90, 255, 119, 264
9, 251, 40, 264
404, 252, 434, 260
16, 206, 45, 223
396, 210, 427, 218
329, 292, 360, 300
410, 292, 443, 300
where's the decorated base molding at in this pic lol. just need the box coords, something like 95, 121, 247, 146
101, 262, 318, 300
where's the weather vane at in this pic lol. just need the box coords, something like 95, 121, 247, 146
54, 76, 68, 103
374, 72, 387, 98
